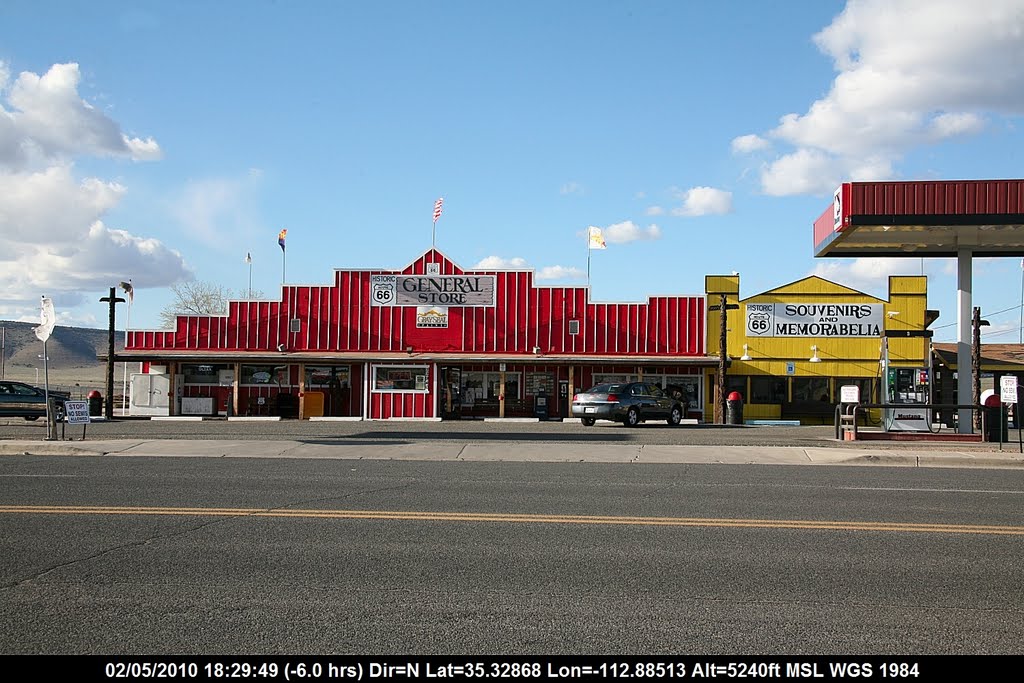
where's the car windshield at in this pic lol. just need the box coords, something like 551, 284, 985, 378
587, 384, 625, 395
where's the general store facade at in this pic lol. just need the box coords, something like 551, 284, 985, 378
122, 249, 716, 420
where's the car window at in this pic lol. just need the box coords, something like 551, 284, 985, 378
0, 384, 9, 395
630, 384, 644, 396
589, 384, 625, 394
11, 384, 38, 396
648, 385, 664, 397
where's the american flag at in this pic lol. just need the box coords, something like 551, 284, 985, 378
433, 197, 444, 223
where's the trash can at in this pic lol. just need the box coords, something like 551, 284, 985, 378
88, 390, 103, 417
726, 391, 744, 425
984, 394, 1006, 442
534, 391, 549, 421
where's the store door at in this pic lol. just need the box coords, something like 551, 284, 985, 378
439, 367, 462, 420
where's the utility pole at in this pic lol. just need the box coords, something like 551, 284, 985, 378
709, 294, 739, 424
99, 287, 125, 420
972, 306, 983, 430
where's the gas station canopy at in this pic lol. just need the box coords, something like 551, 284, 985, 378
813, 179, 1024, 435
814, 179, 1024, 258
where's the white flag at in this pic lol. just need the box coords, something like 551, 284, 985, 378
34, 296, 56, 342
587, 226, 607, 250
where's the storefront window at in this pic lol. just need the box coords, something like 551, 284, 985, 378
726, 375, 748, 400
181, 364, 223, 385
241, 365, 290, 386
373, 365, 428, 392
792, 377, 831, 402
750, 376, 787, 404
525, 372, 554, 396
461, 372, 521, 405
305, 365, 350, 389
661, 375, 701, 411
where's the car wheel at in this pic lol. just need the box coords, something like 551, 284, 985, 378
581, 417, 596, 426
23, 416, 39, 422
668, 405, 682, 426
625, 407, 641, 427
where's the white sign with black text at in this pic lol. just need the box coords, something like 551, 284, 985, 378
1001, 375, 1018, 403
63, 400, 90, 424
371, 274, 496, 307
746, 303, 884, 338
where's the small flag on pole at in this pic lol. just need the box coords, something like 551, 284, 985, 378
587, 226, 607, 250
118, 280, 134, 304
278, 229, 287, 252
245, 252, 252, 264
433, 198, 444, 223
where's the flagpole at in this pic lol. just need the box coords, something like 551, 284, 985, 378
122, 300, 131, 416
1019, 258, 1023, 344
587, 241, 592, 286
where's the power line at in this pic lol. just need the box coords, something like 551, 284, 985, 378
930, 303, 1022, 330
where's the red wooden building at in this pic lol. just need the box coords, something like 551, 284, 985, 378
122, 249, 715, 420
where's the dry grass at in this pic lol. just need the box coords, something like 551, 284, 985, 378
2, 362, 130, 400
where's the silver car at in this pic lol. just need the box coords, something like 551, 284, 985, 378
572, 382, 684, 427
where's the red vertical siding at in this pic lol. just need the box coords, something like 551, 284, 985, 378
127, 251, 706, 358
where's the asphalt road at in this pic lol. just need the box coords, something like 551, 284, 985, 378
1, 454, 1022, 656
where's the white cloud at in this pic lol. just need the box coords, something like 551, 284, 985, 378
731, 134, 770, 154
645, 205, 665, 216
536, 265, 585, 281
755, 0, 1024, 195
0, 62, 187, 322
670, 186, 733, 216
603, 220, 662, 243
473, 256, 529, 269
170, 173, 266, 248
560, 181, 584, 195
809, 257, 925, 294
0, 62, 161, 168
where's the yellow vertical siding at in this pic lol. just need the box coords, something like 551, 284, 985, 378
704, 275, 930, 421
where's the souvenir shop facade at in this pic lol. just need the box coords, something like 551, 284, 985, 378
704, 272, 932, 423
121, 249, 717, 420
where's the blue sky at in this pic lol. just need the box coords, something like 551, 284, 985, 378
2, 0, 1024, 344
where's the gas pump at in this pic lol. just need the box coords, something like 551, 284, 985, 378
882, 338, 933, 432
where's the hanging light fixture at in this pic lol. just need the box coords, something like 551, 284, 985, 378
740, 344, 752, 361
810, 345, 821, 363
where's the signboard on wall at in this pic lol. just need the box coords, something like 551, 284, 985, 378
416, 306, 449, 328
371, 274, 496, 307
746, 303, 883, 338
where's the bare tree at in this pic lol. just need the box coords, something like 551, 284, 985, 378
159, 281, 265, 328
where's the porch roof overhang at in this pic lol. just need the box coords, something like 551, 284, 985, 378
107, 350, 723, 367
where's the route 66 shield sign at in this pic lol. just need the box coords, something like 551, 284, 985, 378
747, 310, 772, 336
370, 275, 396, 306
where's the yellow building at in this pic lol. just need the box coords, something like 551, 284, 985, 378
704, 274, 931, 423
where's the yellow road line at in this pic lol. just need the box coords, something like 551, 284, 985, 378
1, 504, 1022, 535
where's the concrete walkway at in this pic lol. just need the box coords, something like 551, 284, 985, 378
1, 438, 1022, 469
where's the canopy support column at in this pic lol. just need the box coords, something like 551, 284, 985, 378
957, 248, 973, 434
